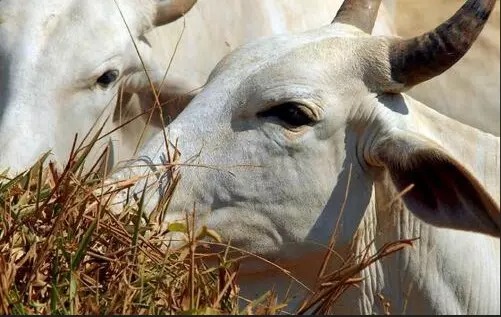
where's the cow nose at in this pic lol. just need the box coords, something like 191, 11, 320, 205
106, 134, 185, 217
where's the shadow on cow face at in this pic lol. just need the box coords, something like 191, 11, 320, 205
0, 0, 196, 174
0, 50, 11, 124
305, 130, 374, 254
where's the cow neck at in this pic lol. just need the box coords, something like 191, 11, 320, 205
343, 95, 501, 314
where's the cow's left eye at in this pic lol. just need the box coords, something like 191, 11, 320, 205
96, 70, 119, 88
258, 102, 316, 128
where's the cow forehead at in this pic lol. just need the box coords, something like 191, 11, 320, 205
210, 24, 365, 80
0, 0, 155, 21
0, 0, 154, 82
202, 26, 373, 114
0, 1, 154, 46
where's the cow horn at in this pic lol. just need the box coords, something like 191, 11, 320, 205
332, 0, 382, 34
154, 0, 197, 26
388, 0, 496, 90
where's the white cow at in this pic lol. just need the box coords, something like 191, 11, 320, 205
0, 0, 198, 175
112, 0, 500, 314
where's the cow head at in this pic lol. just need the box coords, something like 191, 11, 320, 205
0, 0, 197, 174
112, 0, 499, 259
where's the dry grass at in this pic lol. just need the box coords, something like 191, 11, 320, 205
0, 130, 414, 315
0, 133, 244, 314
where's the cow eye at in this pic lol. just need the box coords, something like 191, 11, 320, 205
96, 70, 119, 88
258, 102, 316, 128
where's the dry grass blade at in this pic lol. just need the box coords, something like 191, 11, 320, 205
297, 238, 417, 314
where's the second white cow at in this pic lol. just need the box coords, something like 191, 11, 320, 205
0, 0, 197, 174
112, 0, 500, 314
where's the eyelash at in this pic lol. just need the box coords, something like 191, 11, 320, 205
257, 102, 316, 128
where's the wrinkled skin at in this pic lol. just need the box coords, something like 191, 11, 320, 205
112, 4, 500, 315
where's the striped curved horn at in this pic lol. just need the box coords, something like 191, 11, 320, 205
332, 0, 382, 34
388, 0, 496, 89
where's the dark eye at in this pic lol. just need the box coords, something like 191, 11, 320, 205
257, 102, 316, 128
96, 70, 119, 88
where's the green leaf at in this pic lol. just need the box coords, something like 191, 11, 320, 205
167, 222, 187, 233
196, 226, 222, 243
71, 219, 96, 270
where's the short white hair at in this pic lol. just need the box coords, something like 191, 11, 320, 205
116, 0, 157, 35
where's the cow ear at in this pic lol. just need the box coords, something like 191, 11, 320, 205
155, 0, 197, 26
120, 70, 197, 125
371, 129, 500, 237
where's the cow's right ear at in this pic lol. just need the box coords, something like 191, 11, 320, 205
154, 0, 197, 27
369, 129, 500, 237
